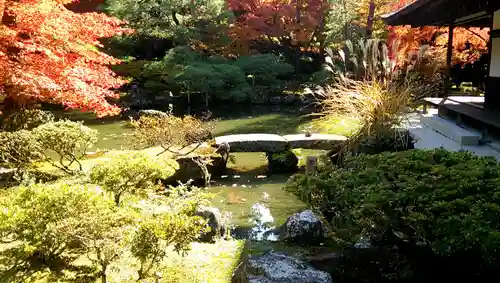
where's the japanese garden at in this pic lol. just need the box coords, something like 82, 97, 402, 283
1, 0, 500, 282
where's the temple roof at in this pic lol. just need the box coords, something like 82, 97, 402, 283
382, 0, 500, 27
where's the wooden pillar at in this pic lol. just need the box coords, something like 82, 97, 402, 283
485, 9, 500, 111
444, 24, 455, 97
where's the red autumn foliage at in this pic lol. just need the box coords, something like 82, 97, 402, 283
387, 0, 488, 66
227, 0, 329, 54
0, 0, 131, 117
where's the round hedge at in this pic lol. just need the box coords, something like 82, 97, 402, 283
286, 149, 500, 264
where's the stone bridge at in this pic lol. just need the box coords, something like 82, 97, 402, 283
214, 133, 347, 152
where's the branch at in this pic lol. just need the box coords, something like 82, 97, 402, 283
465, 28, 487, 42
159, 143, 203, 157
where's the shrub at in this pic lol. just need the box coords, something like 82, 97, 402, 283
0, 109, 54, 132
32, 120, 98, 174
0, 182, 132, 281
89, 151, 179, 205
130, 113, 216, 156
0, 130, 43, 171
285, 149, 500, 278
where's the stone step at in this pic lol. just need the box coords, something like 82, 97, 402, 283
420, 114, 482, 146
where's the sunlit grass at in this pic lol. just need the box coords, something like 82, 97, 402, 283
301, 116, 361, 137
1, 240, 245, 283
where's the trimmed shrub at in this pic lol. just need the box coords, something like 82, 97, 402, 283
0, 109, 54, 132
285, 149, 500, 279
0, 130, 43, 171
130, 113, 216, 154
89, 151, 178, 205
32, 120, 98, 174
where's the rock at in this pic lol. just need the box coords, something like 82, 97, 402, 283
307, 252, 342, 276
138, 109, 169, 118
163, 155, 225, 186
282, 94, 297, 105
0, 167, 14, 181
248, 275, 274, 283
195, 206, 227, 243
246, 251, 332, 283
269, 96, 281, 105
281, 210, 327, 244
357, 129, 415, 155
251, 94, 269, 104
299, 96, 315, 106
266, 150, 298, 174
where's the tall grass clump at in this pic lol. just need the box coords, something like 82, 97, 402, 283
308, 39, 436, 157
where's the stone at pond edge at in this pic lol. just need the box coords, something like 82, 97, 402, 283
163, 155, 225, 186
246, 251, 332, 283
195, 206, 227, 243
266, 150, 298, 174
281, 210, 327, 244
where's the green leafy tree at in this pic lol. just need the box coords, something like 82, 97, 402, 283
77, 205, 136, 283
130, 185, 211, 280
89, 151, 179, 205
0, 182, 126, 281
106, 0, 227, 46
32, 120, 98, 174
233, 54, 294, 96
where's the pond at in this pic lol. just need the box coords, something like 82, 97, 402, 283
52, 104, 330, 229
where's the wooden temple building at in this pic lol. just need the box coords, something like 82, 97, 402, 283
383, 0, 500, 137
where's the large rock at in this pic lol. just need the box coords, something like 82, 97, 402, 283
281, 210, 327, 244
195, 206, 227, 243
215, 134, 288, 153
283, 134, 347, 150
163, 155, 225, 186
0, 167, 14, 181
246, 251, 332, 283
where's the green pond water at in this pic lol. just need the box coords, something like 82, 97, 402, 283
53, 105, 331, 227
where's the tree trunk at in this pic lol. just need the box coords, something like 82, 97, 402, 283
0, 0, 6, 24
100, 266, 107, 283
366, 0, 376, 38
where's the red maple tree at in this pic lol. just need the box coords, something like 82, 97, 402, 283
0, 0, 130, 117
227, 0, 329, 54
387, 0, 488, 66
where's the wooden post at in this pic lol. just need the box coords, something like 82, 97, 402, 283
366, 0, 376, 38
305, 156, 318, 175
444, 24, 455, 97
